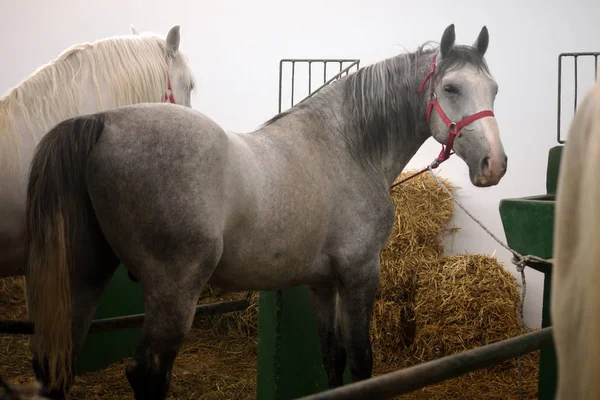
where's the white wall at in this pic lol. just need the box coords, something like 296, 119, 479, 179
2, 0, 599, 329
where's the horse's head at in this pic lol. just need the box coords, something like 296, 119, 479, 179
163, 25, 196, 108
427, 24, 506, 187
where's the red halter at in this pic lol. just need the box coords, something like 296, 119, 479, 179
161, 56, 177, 104
390, 54, 495, 189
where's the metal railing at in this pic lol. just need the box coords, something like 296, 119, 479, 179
557, 52, 599, 143
297, 327, 554, 400
278, 59, 360, 113
0, 298, 251, 335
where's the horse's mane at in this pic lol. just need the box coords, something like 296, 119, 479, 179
0, 32, 190, 172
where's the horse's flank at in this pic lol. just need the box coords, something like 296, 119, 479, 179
0, 32, 193, 173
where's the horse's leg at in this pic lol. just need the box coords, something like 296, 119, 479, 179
338, 258, 380, 382
125, 282, 200, 400
124, 243, 221, 400
309, 285, 346, 388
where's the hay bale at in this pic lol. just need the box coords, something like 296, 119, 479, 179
371, 171, 539, 399
413, 254, 523, 362
372, 171, 457, 365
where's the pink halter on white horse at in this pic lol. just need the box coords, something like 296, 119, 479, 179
0, 25, 196, 280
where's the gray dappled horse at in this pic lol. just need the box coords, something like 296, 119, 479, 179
25, 24, 507, 399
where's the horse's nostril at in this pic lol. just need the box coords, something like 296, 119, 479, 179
480, 156, 490, 173
503, 155, 508, 170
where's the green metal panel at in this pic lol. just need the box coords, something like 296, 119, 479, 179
257, 286, 349, 399
499, 194, 556, 400
75, 264, 144, 374
546, 146, 564, 195
499, 195, 555, 260
538, 272, 556, 400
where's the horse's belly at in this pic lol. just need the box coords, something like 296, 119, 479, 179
210, 244, 332, 292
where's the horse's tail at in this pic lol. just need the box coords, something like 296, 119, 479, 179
26, 114, 106, 393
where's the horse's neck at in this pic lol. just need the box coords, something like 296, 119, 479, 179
374, 121, 431, 187
338, 65, 433, 186
268, 91, 431, 191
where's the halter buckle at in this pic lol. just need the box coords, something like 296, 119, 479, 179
449, 122, 457, 133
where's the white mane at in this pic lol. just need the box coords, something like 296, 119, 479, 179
0, 32, 189, 172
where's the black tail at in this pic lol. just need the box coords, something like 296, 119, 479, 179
26, 114, 106, 394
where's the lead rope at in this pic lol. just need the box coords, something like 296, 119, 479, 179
424, 165, 551, 400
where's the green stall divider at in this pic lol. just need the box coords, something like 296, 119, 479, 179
257, 286, 350, 399
75, 264, 144, 374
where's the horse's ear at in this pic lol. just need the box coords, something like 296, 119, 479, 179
439, 24, 456, 59
166, 25, 181, 59
131, 25, 139, 35
472, 26, 489, 56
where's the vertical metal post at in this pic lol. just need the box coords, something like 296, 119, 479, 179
291, 61, 296, 108
573, 56, 578, 113
278, 60, 284, 114
309, 61, 312, 94
557, 55, 563, 143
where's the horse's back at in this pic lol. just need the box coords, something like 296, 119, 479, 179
552, 79, 600, 399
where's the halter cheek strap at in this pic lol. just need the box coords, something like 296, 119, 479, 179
161, 56, 176, 104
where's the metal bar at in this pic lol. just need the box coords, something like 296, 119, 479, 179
574, 55, 579, 113
297, 327, 554, 400
557, 54, 564, 143
595, 55, 598, 80
291, 61, 296, 108
557, 52, 600, 57
0, 299, 250, 336
309, 61, 312, 94
278, 60, 284, 113
522, 258, 553, 274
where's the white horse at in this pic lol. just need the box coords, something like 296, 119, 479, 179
0, 25, 196, 279
551, 76, 600, 399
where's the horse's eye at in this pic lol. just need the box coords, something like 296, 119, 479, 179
444, 84, 459, 94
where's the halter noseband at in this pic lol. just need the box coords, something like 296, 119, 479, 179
161, 55, 177, 104
390, 53, 495, 189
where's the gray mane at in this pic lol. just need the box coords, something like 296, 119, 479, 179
262, 43, 490, 165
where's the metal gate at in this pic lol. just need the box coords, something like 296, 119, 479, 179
278, 59, 360, 113
557, 52, 599, 143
